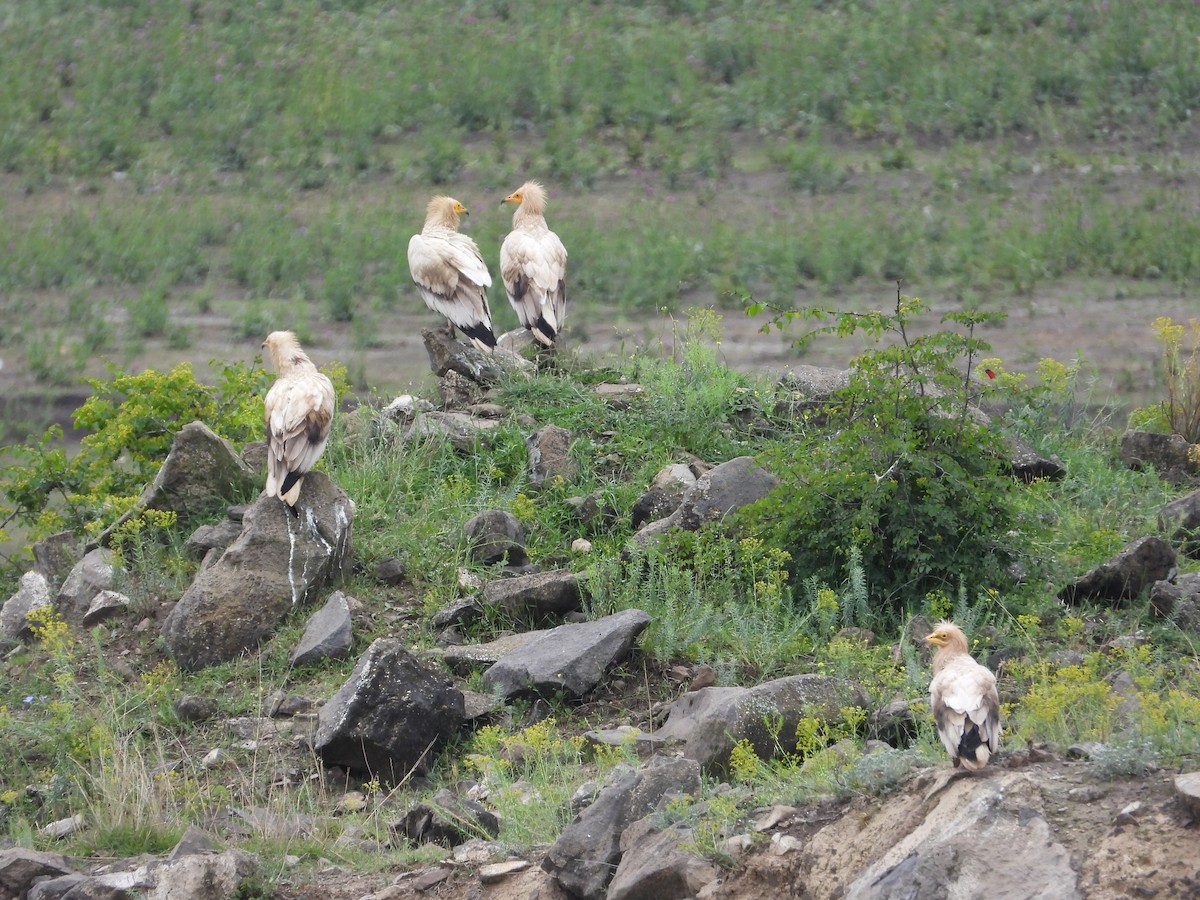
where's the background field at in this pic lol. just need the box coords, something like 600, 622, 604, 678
2, 0, 1200, 436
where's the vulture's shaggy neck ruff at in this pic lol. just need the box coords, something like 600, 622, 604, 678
425, 196, 463, 230
509, 181, 548, 224
264, 331, 314, 373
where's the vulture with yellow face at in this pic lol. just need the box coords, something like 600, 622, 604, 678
262, 331, 336, 508
500, 181, 567, 347
408, 196, 497, 352
925, 621, 1001, 770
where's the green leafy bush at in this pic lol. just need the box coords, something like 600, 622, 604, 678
745, 290, 1023, 610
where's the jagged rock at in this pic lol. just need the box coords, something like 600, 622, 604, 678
543, 757, 703, 900
1159, 487, 1200, 558
481, 568, 581, 620
1058, 535, 1177, 605
119, 422, 261, 534
607, 819, 721, 900
655, 673, 868, 776
374, 557, 407, 585
465, 510, 528, 566
39, 814, 85, 840
430, 597, 484, 630
1006, 436, 1067, 483
146, 848, 261, 900
630, 464, 698, 530
162, 473, 354, 671
0, 848, 76, 898
439, 368, 486, 409
481, 609, 652, 701
1120, 430, 1200, 482
290, 591, 353, 667
479, 860, 531, 883
1, 571, 52, 639
31, 531, 83, 586
632, 456, 779, 547
167, 825, 219, 860
397, 788, 500, 846
55, 548, 118, 623
27, 873, 88, 899
82, 590, 130, 626
433, 629, 549, 676
406, 411, 501, 452
422, 326, 530, 383
527, 424, 578, 487
315, 638, 466, 784
1149, 573, 1200, 631
184, 517, 243, 561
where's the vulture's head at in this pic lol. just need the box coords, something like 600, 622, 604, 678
426, 195, 468, 228
503, 180, 547, 213
924, 621, 970, 655
261, 330, 302, 370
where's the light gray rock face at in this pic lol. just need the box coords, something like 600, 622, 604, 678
843, 772, 1078, 899
481, 568, 582, 620
315, 638, 466, 785
527, 424, 578, 487
655, 673, 868, 776
1, 571, 52, 639
138, 421, 260, 518
82, 590, 130, 626
542, 757, 703, 900
290, 590, 353, 667
465, 509, 528, 566
481, 608, 652, 701
631, 456, 779, 546
146, 848, 261, 900
55, 547, 118, 623
1058, 535, 1177, 605
607, 819, 721, 900
184, 516, 244, 561
162, 473, 354, 671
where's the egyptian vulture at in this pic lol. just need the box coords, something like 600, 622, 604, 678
925, 621, 1001, 771
262, 331, 336, 508
500, 180, 567, 347
407, 196, 497, 352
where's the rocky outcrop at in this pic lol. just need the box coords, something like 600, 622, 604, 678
162, 472, 354, 671
632, 456, 779, 546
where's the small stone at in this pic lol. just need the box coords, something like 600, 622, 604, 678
39, 814, 85, 840
202, 748, 228, 769
753, 805, 798, 832
571, 538, 593, 553
770, 833, 802, 854
174, 695, 217, 723
409, 867, 452, 892
724, 834, 753, 856
374, 558, 407, 586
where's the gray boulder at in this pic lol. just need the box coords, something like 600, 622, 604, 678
482, 608, 651, 701
1159, 487, 1200, 558
631, 464, 698, 530
1120, 429, 1200, 483
0, 848, 76, 898
147, 849, 261, 900
398, 787, 500, 847
655, 673, 867, 776
632, 456, 779, 546
55, 547, 118, 623
290, 590, 353, 667
315, 638, 466, 784
527, 424, 578, 487
1, 571, 52, 639
465, 510, 528, 566
1058, 535, 1177, 605
162, 472, 354, 671
481, 568, 582, 620
81, 590, 130, 626
1149, 573, 1200, 631
406, 411, 501, 452
542, 757, 703, 900
607, 819, 721, 900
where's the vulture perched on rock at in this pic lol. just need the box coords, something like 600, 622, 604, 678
500, 180, 567, 347
262, 331, 336, 508
925, 621, 1001, 771
407, 196, 497, 352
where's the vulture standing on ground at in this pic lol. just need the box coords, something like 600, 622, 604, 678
407, 196, 497, 352
262, 331, 336, 508
500, 180, 568, 347
925, 621, 1001, 771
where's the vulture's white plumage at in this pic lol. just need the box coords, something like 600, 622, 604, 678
500, 181, 567, 347
262, 331, 336, 508
407, 196, 497, 352
926, 621, 1001, 771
